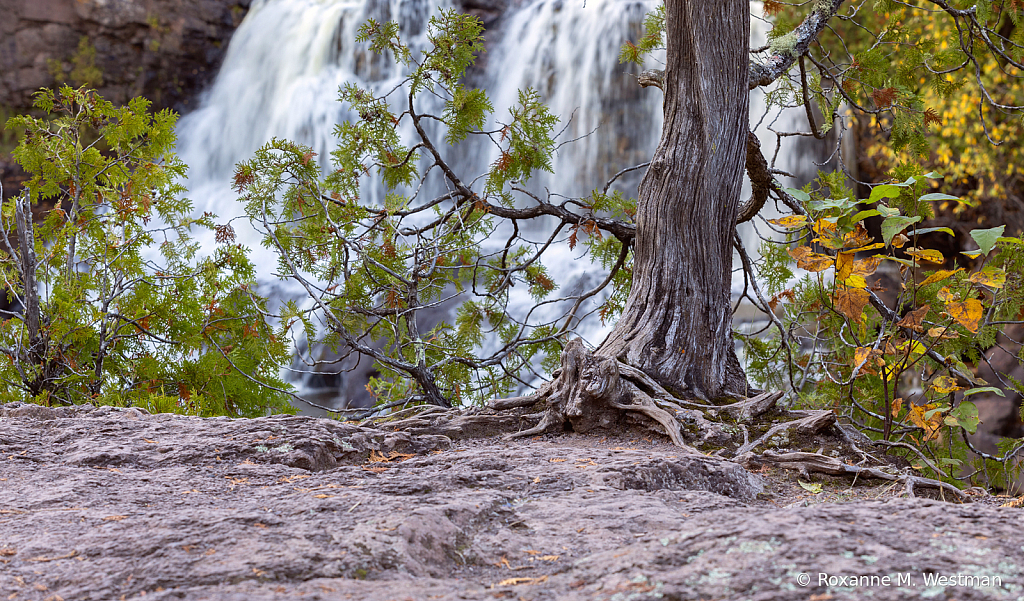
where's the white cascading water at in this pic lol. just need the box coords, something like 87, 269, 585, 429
175, 0, 804, 407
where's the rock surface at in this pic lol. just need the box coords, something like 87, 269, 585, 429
0, 0, 249, 113
1, 403, 1023, 600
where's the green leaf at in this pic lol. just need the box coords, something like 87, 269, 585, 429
849, 209, 880, 223
947, 401, 980, 434
918, 192, 961, 202
808, 197, 856, 212
963, 386, 1005, 398
911, 227, 954, 237
881, 215, 922, 246
923, 171, 943, 179
876, 205, 901, 217
969, 225, 1006, 256
798, 480, 823, 494
868, 184, 903, 204
784, 188, 810, 202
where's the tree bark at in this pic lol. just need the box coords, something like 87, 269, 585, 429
598, 0, 750, 400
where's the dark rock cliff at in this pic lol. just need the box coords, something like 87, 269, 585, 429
0, 0, 250, 113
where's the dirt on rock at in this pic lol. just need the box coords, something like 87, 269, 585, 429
1, 402, 1023, 600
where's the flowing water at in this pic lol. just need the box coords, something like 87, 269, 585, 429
174, 0, 808, 407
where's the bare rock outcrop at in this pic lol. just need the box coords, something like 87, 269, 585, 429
0, 0, 249, 113
1, 403, 1023, 600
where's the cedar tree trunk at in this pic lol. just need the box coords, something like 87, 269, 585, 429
598, 0, 750, 400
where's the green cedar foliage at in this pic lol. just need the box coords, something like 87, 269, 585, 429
235, 10, 636, 409
1, 86, 292, 416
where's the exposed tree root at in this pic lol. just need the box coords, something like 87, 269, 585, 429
738, 451, 971, 502
488, 338, 701, 454
732, 410, 837, 457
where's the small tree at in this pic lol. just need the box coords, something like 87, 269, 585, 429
1, 86, 292, 416
238, 0, 1024, 489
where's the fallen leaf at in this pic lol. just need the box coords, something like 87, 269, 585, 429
548, 458, 567, 463
523, 550, 541, 555
494, 576, 548, 587
0, 548, 15, 556
538, 555, 559, 561
103, 515, 128, 521
143, 439, 158, 444
313, 494, 334, 499
798, 480, 823, 494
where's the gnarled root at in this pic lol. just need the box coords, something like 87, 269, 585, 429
491, 338, 700, 454
739, 450, 971, 503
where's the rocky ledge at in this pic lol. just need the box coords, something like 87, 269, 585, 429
0, 402, 1022, 600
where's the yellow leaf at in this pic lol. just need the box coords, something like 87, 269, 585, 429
851, 242, 886, 253
936, 287, 957, 302
833, 286, 870, 320
813, 218, 838, 237
908, 403, 943, 442
969, 267, 1006, 289
768, 215, 809, 229
919, 268, 962, 287
905, 247, 945, 264
788, 246, 833, 272
843, 274, 867, 288
891, 397, 903, 418
930, 375, 962, 394
854, 346, 879, 366
926, 326, 959, 340
836, 251, 855, 281
891, 233, 910, 248
944, 298, 984, 333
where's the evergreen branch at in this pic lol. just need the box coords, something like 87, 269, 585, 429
749, 0, 847, 90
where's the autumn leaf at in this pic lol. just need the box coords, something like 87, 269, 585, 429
798, 480, 823, 494
788, 246, 833, 272
891, 397, 903, 418
896, 304, 930, 332
768, 215, 809, 229
890, 233, 910, 248
835, 251, 855, 282
852, 256, 882, 277
944, 298, 984, 333
926, 326, 959, 340
930, 375, 963, 394
908, 403, 943, 441
833, 286, 870, 320
969, 267, 1006, 289
919, 268, 962, 287
842, 225, 874, 249
905, 247, 945, 264
936, 287, 957, 302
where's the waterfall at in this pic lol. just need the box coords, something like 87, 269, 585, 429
174, 0, 809, 408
